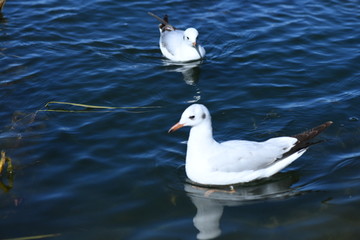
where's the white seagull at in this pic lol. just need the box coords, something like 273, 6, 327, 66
148, 12, 206, 62
169, 104, 332, 186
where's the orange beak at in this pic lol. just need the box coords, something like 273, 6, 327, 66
168, 123, 185, 133
192, 42, 197, 47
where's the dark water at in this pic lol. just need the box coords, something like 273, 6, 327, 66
1, 0, 359, 239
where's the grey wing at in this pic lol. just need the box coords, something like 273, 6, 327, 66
160, 30, 183, 56
213, 138, 297, 172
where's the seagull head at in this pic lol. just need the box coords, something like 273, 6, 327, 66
169, 104, 211, 133
183, 28, 199, 47
183, 28, 203, 59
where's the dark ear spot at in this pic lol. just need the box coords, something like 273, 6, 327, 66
202, 113, 206, 119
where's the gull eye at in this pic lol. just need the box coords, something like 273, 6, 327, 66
187, 36, 189, 40
189, 115, 195, 120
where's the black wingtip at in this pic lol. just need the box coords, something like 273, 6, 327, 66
0, 0, 5, 11
292, 121, 333, 141
163, 14, 169, 24
148, 12, 175, 32
159, 14, 169, 30
279, 121, 333, 160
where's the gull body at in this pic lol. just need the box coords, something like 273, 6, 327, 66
169, 104, 332, 186
148, 12, 206, 62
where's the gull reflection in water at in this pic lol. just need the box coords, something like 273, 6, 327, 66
162, 60, 202, 86
184, 173, 300, 240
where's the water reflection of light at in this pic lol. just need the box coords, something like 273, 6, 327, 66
184, 173, 300, 240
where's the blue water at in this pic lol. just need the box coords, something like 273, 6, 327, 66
1, 0, 360, 239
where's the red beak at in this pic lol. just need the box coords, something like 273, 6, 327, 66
168, 123, 185, 133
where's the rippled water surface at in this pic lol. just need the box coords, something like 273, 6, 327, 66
1, 0, 360, 239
